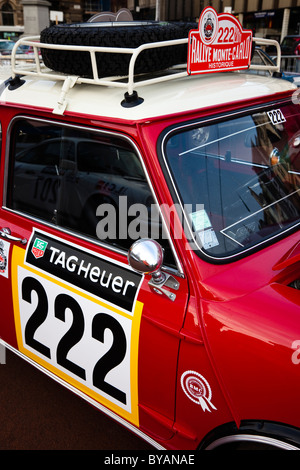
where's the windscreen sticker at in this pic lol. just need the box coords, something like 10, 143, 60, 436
267, 109, 286, 126
0, 240, 10, 278
190, 208, 212, 231
190, 209, 219, 250
11, 229, 144, 426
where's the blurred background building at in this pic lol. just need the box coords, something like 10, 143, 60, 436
0, 0, 299, 42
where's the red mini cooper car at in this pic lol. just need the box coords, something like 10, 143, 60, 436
0, 9, 299, 450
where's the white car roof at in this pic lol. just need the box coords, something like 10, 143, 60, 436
0, 69, 296, 122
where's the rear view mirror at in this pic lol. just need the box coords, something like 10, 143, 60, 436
128, 238, 165, 283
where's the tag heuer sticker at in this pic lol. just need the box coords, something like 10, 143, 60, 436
31, 238, 48, 259
0, 240, 10, 278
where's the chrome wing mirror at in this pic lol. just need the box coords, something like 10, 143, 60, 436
128, 239, 179, 301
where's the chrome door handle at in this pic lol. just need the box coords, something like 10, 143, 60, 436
0, 227, 27, 245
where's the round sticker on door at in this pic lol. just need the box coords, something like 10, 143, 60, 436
181, 370, 217, 412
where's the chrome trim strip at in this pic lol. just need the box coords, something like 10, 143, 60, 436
0, 340, 165, 450
205, 433, 299, 450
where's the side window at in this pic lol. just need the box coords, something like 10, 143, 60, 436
7, 119, 175, 267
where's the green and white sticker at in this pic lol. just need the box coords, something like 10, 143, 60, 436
31, 238, 48, 259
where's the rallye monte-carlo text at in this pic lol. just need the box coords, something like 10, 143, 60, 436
0, 7, 299, 449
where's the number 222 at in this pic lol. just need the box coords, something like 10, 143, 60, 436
21, 276, 127, 405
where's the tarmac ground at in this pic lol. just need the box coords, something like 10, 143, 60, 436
0, 348, 153, 450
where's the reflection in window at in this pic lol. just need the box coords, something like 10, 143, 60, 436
164, 103, 300, 259
8, 119, 175, 267
2, 2, 14, 26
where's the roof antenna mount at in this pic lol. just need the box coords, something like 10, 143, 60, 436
121, 90, 144, 108
8, 75, 25, 90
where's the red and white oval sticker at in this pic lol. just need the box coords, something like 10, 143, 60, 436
187, 7, 253, 75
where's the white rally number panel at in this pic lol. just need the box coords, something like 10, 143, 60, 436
11, 230, 143, 426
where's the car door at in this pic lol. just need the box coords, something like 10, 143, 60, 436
0, 115, 189, 439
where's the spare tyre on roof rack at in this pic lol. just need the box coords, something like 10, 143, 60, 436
40, 21, 197, 78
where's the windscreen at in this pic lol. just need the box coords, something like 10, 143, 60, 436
163, 102, 300, 259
